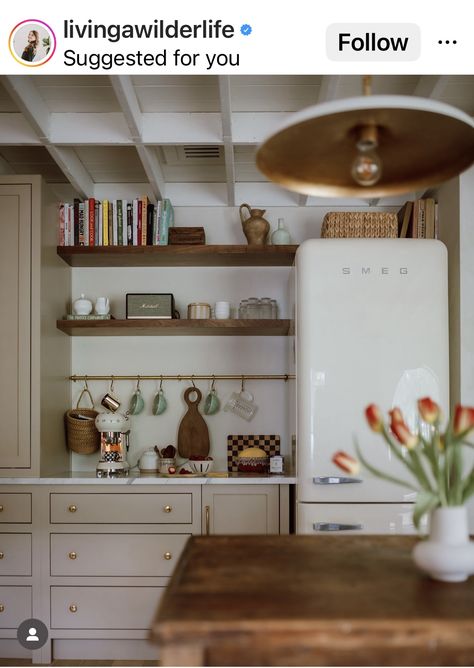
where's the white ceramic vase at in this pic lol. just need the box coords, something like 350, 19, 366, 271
413, 506, 474, 582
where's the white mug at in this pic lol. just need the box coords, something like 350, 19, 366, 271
95, 297, 110, 315
215, 301, 231, 319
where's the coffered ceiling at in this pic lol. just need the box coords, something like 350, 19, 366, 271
0, 75, 472, 205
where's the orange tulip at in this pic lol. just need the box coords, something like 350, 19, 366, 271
418, 397, 440, 424
389, 408, 418, 449
365, 404, 383, 432
332, 451, 360, 475
453, 405, 474, 435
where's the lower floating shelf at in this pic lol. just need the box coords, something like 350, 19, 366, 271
56, 319, 291, 337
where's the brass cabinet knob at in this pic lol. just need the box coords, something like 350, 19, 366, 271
68, 504, 77, 513
68, 551, 77, 560
69, 604, 78, 613
163, 505, 172, 513
163, 552, 172, 560
0, 604, 4, 612
0, 552, 4, 559
0, 505, 3, 512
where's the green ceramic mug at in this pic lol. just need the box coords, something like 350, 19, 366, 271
153, 388, 167, 416
129, 378, 145, 416
204, 385, 220, 415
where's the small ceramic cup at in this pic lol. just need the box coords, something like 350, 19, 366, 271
101, 378, 120, 412
153, 388, 167, 416
204, 385, 220, 415
129, 378, 145, 416
215, 301, 231, 319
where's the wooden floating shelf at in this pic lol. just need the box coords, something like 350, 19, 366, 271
56, 319, 291, 337
56, 244, 298, 267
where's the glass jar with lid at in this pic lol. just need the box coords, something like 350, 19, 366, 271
246, 298, 260, 319
260, 298, 273, 319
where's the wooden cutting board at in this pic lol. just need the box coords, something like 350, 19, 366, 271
177, 387, 210, 459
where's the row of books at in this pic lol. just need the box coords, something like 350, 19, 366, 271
397, 198, 438, 239
58, 197, 174, 247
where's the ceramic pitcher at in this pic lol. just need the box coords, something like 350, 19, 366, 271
239, 204, 270, 246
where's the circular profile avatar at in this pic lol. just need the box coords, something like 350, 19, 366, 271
9, 19, 56, 67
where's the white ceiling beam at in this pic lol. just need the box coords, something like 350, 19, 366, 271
413, 76, 449, 99
110, 76, 142, 140
46, 146, 94, 199
142, 113, 222, 144
3, 76, 94, 198
298, 194, 309, 206
135, 146, 166, 201
50, 113, 131, 145
3, 76, 50, 139
0, 114, 41, 145
218, 76, 235, 207
110, 76, 165, 200
232, 113, 291, 144
317, 76, 342, 103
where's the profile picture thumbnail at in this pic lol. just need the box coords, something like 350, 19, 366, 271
9, 19, 56, 67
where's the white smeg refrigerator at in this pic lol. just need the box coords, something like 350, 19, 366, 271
293, 239, 449, 534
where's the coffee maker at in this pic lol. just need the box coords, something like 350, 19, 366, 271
95, 412, 131, 478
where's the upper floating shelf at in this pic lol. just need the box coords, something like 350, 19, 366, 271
56, 245, 299, 267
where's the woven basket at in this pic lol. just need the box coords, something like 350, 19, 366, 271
321, 212, 398, 239
65, 387, 100, 454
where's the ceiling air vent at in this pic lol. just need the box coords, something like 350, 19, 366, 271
183, 146, 222, 160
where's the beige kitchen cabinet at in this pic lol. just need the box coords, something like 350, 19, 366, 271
202, 484, 280, 535
0, 177, 70, 477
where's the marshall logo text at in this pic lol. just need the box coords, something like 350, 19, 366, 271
342, 267, 408, 275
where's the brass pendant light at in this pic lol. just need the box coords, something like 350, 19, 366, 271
256, 76, 474, 198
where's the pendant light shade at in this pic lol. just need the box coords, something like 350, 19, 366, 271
256, 96, 474, 198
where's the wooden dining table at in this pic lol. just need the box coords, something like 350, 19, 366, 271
150, 535, 474, 666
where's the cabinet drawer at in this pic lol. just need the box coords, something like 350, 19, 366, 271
51, 586, 163, 629
51, 533, 189, 576
50, 493, 192, 524
0, 534, 31, 575
0, 494, 31, 523
0, 587, 31, 629
297, 503, 419, 535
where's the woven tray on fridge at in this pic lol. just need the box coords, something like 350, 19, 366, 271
321, 212, 398, 238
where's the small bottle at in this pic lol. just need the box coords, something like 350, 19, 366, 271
271, 218, 291, 245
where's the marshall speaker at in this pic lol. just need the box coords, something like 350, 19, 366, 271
126, 293, 176, 319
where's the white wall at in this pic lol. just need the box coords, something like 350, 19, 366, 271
70, 204, 398, 472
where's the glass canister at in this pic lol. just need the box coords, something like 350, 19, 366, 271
246, 298, 260, 319
238, 299, 249, 319
270, 299, 278, 319
260, 297, 273, 319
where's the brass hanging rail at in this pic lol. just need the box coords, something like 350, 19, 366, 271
69, 374, 294, 382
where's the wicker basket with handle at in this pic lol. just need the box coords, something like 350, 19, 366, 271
65, 385, 100, 455
321, 212, 398, 239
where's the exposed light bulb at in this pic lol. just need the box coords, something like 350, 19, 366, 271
351, 123, 382, 187
351, 149, 382, 187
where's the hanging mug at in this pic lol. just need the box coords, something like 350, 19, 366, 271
153, 378, 167, 416
101, 377, 121, 412
204, 378, 220, 415
129, 377, 145, 416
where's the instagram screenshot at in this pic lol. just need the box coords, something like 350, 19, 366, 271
0, 1, 473, 666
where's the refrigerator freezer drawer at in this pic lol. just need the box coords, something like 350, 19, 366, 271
297, 502, 424, 535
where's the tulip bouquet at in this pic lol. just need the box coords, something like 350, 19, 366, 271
332, 398, 474, 529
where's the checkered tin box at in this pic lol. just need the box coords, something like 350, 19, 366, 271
227, 435, 281, 473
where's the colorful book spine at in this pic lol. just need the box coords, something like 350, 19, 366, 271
132, 198, 138, 245
78, 202, 85, 245
73, 199, 80, 246
159, 199, 174, 245
117, 199, 123, 246
137, 199, 142, 246
127, 202, 132, 245
98, 201, 103, 246
88, 198, 95, 247
141, 195, 149, 245
102, 200, 109, 245
95, 200, 100, 245
112, 200, 118, 245
58, 204, 65, 246
108, 201, 113, 246
84, 200, 89, 246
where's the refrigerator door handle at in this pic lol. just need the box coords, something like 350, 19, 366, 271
313, 476, 362, 484
313, 522, 363, 532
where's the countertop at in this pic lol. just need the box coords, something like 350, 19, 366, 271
0, 471, 296, 485
152, 535, 474, 666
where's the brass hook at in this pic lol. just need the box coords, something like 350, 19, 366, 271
84, 375, 89, 391
110, 376, 115, 393
241, 375, 245, 393
159, 375, 163, 391
190, 375, 196, 388
136, 375, 141, 391
211, 374, 216, 391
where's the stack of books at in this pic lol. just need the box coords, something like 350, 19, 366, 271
397, 198, 438, 239
58, 197, 174, 247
